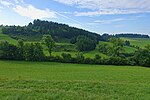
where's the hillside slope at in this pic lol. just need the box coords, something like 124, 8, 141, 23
2, 19, 102, 42
122, 38, 150, 48
0, 27, 17, 44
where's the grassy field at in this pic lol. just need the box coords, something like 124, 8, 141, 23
122, 38, 150, 48
45, 50, 108, 58
0, 28, 17, 44
0, 61, 150, 99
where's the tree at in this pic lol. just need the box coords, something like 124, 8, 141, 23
70, 37, 77, 44
98, 43, 110, 54
145, 44, 150, 50
17, 39, 24, 60
75, 52, 85, 63
61, 53, 72, 62
124, 40, 130, 46
76, 35, 97, 52
94, 54, 102, 64
0, 41, 18, 60
133, 45, 150, 67
33, 43, 45, 61
0, 41, 9, 58
42, 35, 55, 57
23, 43, 44, 61
23, 43, 34, 61
2, 19, 103, 42
109, 38, 125, 57
108, 57, 128, 65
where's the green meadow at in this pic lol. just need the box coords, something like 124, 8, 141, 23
0, 61, 150, 100
122, 38, 150, 48
0, 30, 17, 44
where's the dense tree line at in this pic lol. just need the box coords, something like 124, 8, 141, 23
76, 35, 97, 52
115, 33, 149, 38
2, 19, 102, 42
0, 38, 150, 67
100, 33, 149, 41
0, 41, 45, 61
2, 21, 149, 44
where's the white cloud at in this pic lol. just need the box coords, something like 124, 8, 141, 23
0, 0, 57, 19
93, 15, 145, 24
54, 0, 150, 16
0, 0, 81, 26
0, 6, 3, 9
14, 0, 24, 4
94, 18, 126, 24
0, 0, 14, 7
13, 5, 57, 19
75, 9, 150, 16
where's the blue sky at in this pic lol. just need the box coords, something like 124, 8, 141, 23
0, 0, 150, 35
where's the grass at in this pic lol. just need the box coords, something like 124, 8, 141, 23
100, 41, 137, 53
124, 46, 137, 53
0, 60, 150, 99
45, 50, 108, 58
122, 38, 150, 48
0, 28, 17, 44
83, 49, 108, 58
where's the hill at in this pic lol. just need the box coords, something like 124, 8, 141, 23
1, 20, 150, 60
1, 19, 102, 42
115, 33, 149, 38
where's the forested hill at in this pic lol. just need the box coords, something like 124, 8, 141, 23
1, 19, 102, 42
115, 33, 149, 38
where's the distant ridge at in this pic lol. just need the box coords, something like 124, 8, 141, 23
115, 33, 149, 38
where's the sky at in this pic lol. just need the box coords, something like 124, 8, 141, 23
0, 0, 150, 35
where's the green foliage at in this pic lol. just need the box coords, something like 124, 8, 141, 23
76, 35, 97, 52
121, 38, 150, 48
2, 19, 102, 42
98, 38, 125, 57
116, 33, 149, 38
23, 43, 44, 61
0, 30, 17, 44
70, 37, 77, 44
0, 39, 150, 66
61, 53, 72, 63
42, 35, 55, 57
108, 57, 129, 65
133, 45, 150, 66
95, 54, 101, 60
94, 54, 102, 64
109, 38, 125, 57
124, 46, 137, 53
124, 40, 130, 46
98, 43, 110, 54
101, 33, 114, 41
17, 39, 24, 60
75, 52, 85, 63
0, 41, 19, 60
